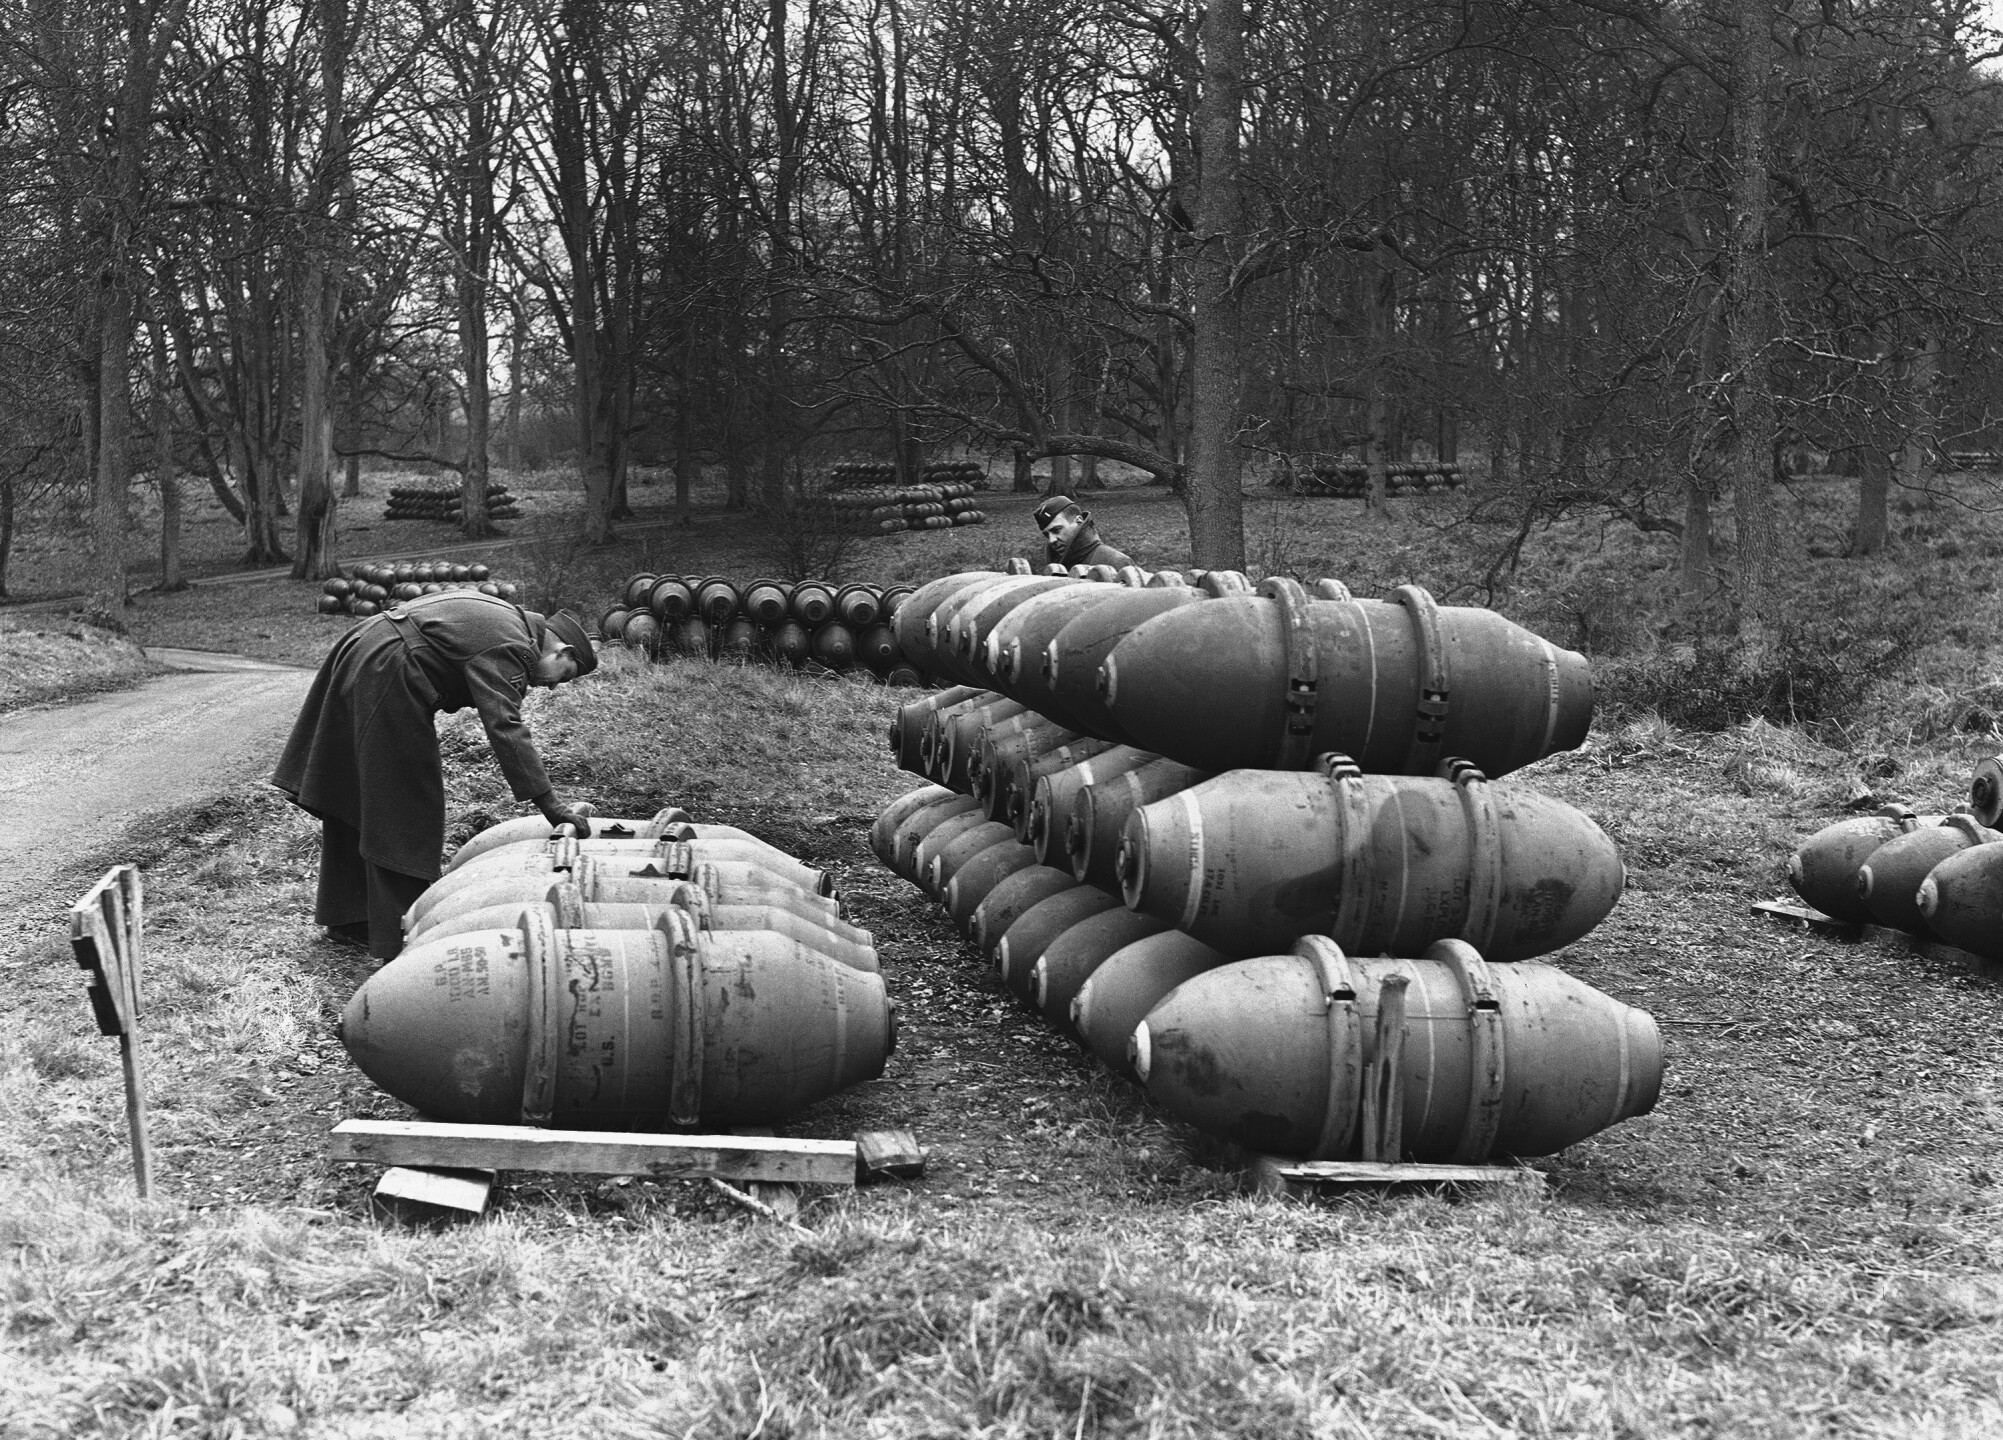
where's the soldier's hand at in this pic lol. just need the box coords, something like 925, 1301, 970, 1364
540, 799, 593, 839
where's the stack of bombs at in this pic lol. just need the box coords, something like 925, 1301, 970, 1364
824, 482, 987, 533
336, 807, 894, 1131
1302, 461, 1465, 498
315, 560, 514, 617
869, 565, 1661, 1165
1786, 755, 2003, 964
384, 483, 521, 522
827, 459, 987, 490
600, 573, 923, 684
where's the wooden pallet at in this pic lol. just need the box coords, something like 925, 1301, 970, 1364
332, 1120, 925, 1217
1750, 899, 1998, 976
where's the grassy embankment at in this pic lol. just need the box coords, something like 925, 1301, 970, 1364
3, 466, 2003, 1436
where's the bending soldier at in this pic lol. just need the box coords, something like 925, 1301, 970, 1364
273, 588, 597, 958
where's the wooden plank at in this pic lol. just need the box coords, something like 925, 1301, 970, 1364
855, 1128, 926, 1180
1360, 975, 1408, 1164
1253, 1155, 1543, 1194
329, 1119, 858, 1186
375, 1166, 494, 1213
70, 864, 153, 1199
1753, 899, 2000, 976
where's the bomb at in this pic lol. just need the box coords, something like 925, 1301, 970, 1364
340, 909, 892, 1129
1916, 840, 2003, 961
1132, 937, 1661, 1161
1787, 808, 1925, 923
1857, 816, 2002, 934
1116, 758, 1623, 961
1097, 582, 1593, 776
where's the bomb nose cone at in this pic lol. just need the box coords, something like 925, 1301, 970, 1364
340, 927, 534, 1125
1917, 875, 1939, 918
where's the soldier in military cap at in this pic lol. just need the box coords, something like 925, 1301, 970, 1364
1033, 494, 1133, 570
274, 588, 598, 958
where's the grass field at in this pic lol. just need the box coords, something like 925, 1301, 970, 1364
4, 463, 2003, 1436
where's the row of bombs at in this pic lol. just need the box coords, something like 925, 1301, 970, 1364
1787, 757, 2003, 962
821, 482, 989, 533
384, 484, 521, 521
892, 564, 1595, 778
336, 809, 895, 1131
316, 560, 517, 617
870, 687, 1659, 1163
1300, 466, 1465, 499
601, 573, 924, 682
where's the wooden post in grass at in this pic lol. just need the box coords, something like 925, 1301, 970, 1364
71, 865, 154, 1198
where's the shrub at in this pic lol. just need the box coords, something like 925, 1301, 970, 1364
1596, 610, 1935, 733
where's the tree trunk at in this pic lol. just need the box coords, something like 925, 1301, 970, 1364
1721, 0, 1780, 653
761, 0, 798, 507
149, 315, 182, 590
1013, 447, 1034, 494
1855, 447, 1890, 556
0, 474, 14, 598
1184, 0, 1247, 569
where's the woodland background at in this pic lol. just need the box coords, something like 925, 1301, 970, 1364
2, 0, 2001, 662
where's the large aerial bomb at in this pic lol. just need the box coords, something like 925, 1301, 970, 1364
926, 820, 1018, 899
956, 710, 1060, 802
1857, 816, 2002, 934
1916, 841, 2003, 961
892, 572, 994, 679
1071, 931, 1233, 1078
429, 833, 826, 909
1069, 757, 1213, 891
769, 620, 811, 667
743, 579, 791, 626
694, 577, 740, 624
1969, 756, 2003, 828
871, 784, 958, 869
1039, 587, 1209, 739
408, 851, 840, 939
928, 696, 1028, 791
945, 576, 1078, 674
414, 892, 880, 973
995, 886, 1123, 1001
969, 866, 1081, 965
1786, 808, 1925, 923
858, 624, 900, 673
648, 576, 694, 621
1117, 758, 1622, 960
910, 810, 998, 897
884, 792, 983, 883
811, 622, 858, 669
457, 823, 800, 878
1131, 937, 1661, 1161
340, 909, 893, 1129
971, 719, 1084, 818
834, 583, 882, 628
1031, 909, 1172, 1038
790, 580, 836, 627
1027, 747, 1158, 865
448, 805, 695, 872
890, 687, 987, 777
1097, 580, 1594, 777
943, 837, 1042, 934
1005, 739, 1120, 840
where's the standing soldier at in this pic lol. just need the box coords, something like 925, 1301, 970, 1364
274, 588, 597, 958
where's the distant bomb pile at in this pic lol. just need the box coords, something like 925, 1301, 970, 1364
1786, 757, 2003, 963
601, 572, 924, 684
384, 483, 522, 523
337, 807, 894, 1130
826, 459, 987, 491
824, 482, 987, 533
870, 564, 1661, 1166
1299, 460, 1465, 498
316, 560, 516, 616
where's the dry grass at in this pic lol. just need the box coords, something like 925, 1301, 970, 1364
0, 616, 162, 715
5, 466, 2003, 1437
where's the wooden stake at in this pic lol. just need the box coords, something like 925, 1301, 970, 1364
72, 865, 153, 1199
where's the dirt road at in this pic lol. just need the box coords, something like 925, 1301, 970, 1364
0, 649, 312, 916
